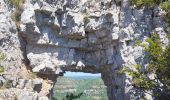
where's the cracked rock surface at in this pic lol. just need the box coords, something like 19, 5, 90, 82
0, 0, 169, 100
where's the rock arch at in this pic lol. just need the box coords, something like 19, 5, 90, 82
0, 0, 168, 100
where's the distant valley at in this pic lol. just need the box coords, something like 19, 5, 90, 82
53, 76, 108, 100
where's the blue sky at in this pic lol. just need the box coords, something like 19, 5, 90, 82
64, 71, 101, 77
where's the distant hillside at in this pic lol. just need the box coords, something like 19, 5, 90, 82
65, 76, 101, 80
53, 76, 108, 100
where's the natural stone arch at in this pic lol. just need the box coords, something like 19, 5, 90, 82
18, 0, 168, 100
20, 0, 131, 99
0, 0, 168, 100
20, 1, 123, 99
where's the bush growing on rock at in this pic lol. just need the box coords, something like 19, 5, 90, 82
131, 0, 169, 8
160, 1, 170, 32
123, 33, 170, 99
5, 0, 23, 8
0, 53, 6, 60
130, 3, 170, 99
0, 67, 4, 73
132, 0, 170, 33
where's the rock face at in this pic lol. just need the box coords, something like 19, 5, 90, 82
0, 0, 53, 100
0, 0, 169, 100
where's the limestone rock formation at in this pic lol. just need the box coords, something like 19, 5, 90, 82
0, 0, 53, 99
0, 0, 169, 100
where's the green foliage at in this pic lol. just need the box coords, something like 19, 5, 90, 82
119, 67, 130, 74
0, 53, 6, 60
144, 33, 170, 98
145, 33, 163, 73
54, 77, 108, 100
63, 92, 83, 100
125, 32, 170, 98
160, 44, 170, 86
160, 1, 170, 32
167, 27, 170, 32
131, 0, 158, 8
131, 0, 169, 8
6, 0, 24, 28
167, 34, 170, 40
134, 39, 147, 48
121, 65, 156, 90
3, 80, 13, 88
131, 0, 170, 32
0, 67, 5, 73
4, 0, 24, 24
135, 39, 142, 46
145, 33, 170, 87
5, 0, 23, 8
0, 53, 5, 74
11, 10, 22, 22
160, 1, 170, 11
0, 80, 13, 89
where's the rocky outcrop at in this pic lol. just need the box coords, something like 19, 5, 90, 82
0, 0, 54, 99
0, 0, 169, 100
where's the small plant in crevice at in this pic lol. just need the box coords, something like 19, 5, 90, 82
0, 67, 5, 73
130, 0, 157, 8
3, 80, 13, 89
135, 39, 142, 46
121, 65, 156, 90
130, 0, 168, 8
11, 10, 22, 23
4, 0, 25, 30
122, 33, 170, 99
160, 1, 170, 33
131, 0, 170, 33
133, 38, 147, 49
130, 2, 170, 98
0, 53, 6, 60
5, 0, 24, 8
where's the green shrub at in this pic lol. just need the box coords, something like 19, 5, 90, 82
145, 33, 162, 72
167, 26, 170, 32
6, 0, 23, 8
0, 67, 4, 73
6, 0, 24, 29
0, 53, 6, 60
121, 65, 156, 90
160, 1, 170, 33
131, 0, 169, 8
124, 33, 170, 98
3, 80, 13, 88
160, 1, 170, 11
11, 10, 22, 22
63, 92, 83, 100
131, 0, 170, 35
131, 0, 157, 8
135, 39, 142, 46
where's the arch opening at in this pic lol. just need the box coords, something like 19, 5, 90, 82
53, 71, 108, 100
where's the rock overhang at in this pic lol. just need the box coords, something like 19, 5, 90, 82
20, 0, 120, 75
0, 0, 169, 99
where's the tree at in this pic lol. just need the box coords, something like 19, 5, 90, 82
62, 92, 83, 100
